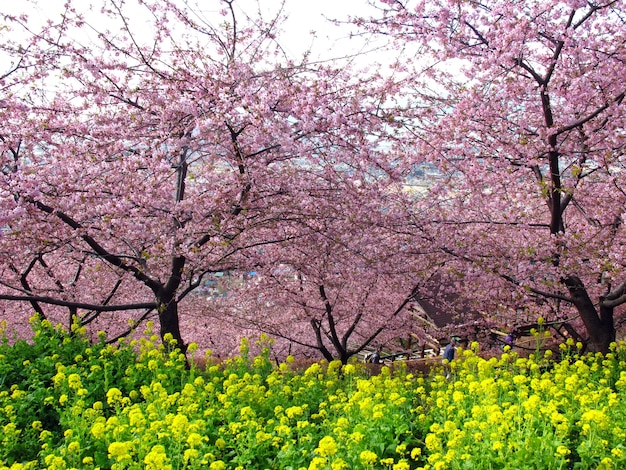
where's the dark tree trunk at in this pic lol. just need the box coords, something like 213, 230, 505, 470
310, 319, 335, 362
157, 294, 187, 355
335, 347, 350, 365
563, 275, 615, 353
318, 285, 352, 364
155, 255, 187, 354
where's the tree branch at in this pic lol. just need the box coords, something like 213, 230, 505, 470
554, 91, 625, 137
602, 280, 626, 308
0, 294, 156, 312
27, 198, 161, 292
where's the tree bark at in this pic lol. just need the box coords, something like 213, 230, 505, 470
156, 293, 186, 355
310, 319, 335, 362
562, 275, 615, 353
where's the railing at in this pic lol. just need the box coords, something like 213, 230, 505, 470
362, 348, 441, 363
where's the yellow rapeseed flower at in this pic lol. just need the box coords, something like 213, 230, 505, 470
597, 457, 613, 470
144, 444, 171, 470
359, 450, 378, 465
171, 414, 189, 436
285, 406, 304, 419
393, 460, 411, 470
187, 432, 203, 447
316, 436, 338, 457
308, 456, 327, 470
67, 373, 82, 390
183, 449, 199, 463
43, 455, 66, 469
555, 446, 570, 458
425, 434, 442, 452
304, 363, 321, 376
52, 371, 66, 388
579, 409, 610, 432
215, 438, 226, 449
106, 387, 123, 406
90, 421, 105, 439
108, 441, 132, 462
67, 441, 80, 453
330, 458, 348, 470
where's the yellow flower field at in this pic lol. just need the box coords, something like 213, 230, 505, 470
1, 318, 626, 469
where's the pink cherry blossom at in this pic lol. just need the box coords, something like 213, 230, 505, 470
359, 0, 626, 352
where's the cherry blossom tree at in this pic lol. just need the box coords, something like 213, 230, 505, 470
208, 179, 433, 363
0, 0, 410, 355
362, 0, 626, 352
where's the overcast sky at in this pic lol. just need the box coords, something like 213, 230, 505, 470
247, 0, 383, 60
6, 0, 384, 62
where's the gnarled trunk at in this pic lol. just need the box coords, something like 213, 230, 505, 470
563, 276, 615, 353
156, 295, 186, 354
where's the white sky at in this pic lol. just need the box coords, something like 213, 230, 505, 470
250, 0, 383, 60
5, 0, 385, 63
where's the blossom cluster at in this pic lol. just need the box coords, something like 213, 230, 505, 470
1, 318, 626, 469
